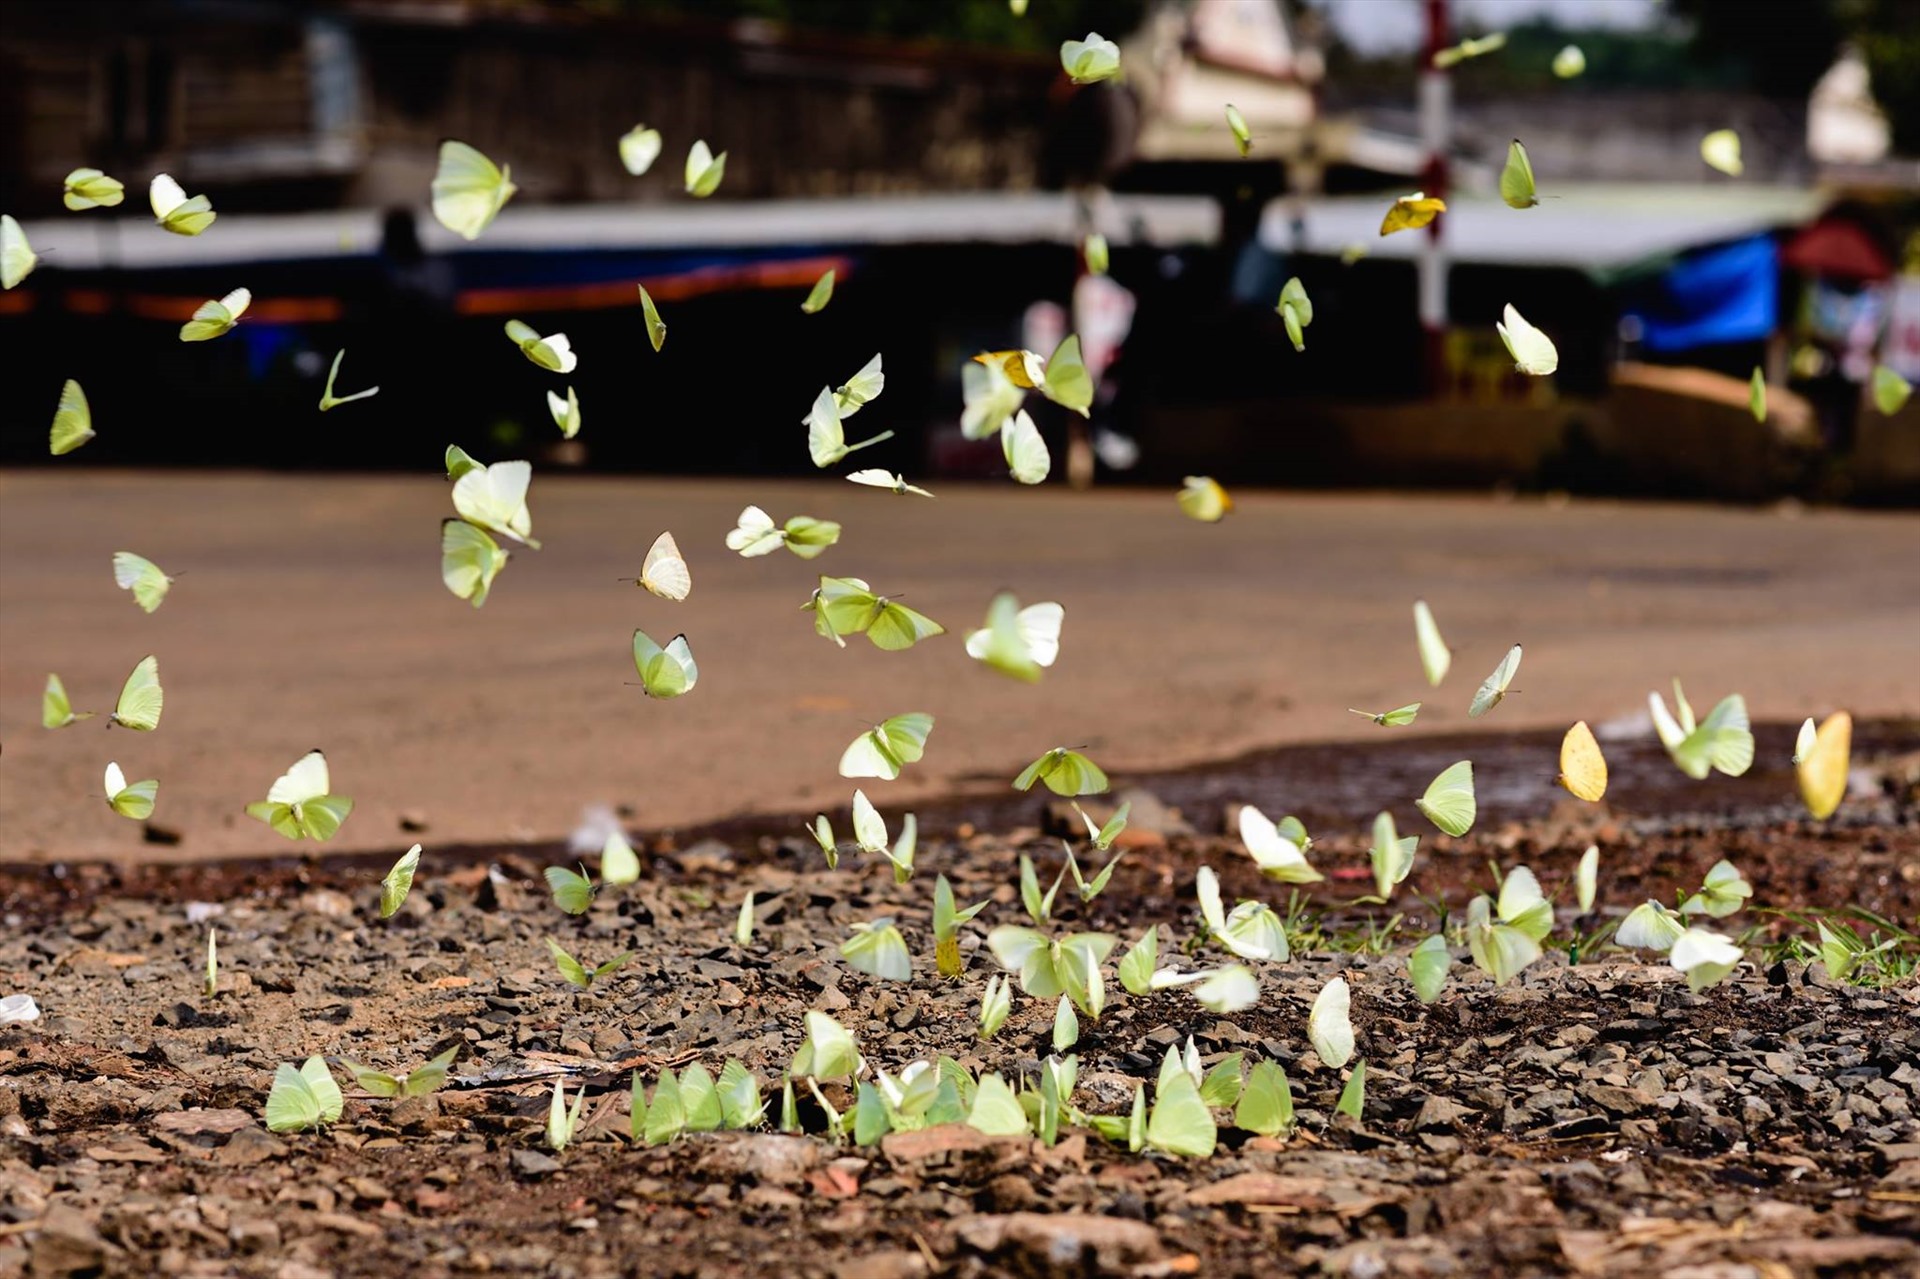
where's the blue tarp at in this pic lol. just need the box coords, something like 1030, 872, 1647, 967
1625, 234, 1778, 352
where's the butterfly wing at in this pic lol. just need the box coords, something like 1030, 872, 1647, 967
839, 729, 902, 781
381, 845, 421, 917
50, 379, 95, 455
1797, 711, 1851, 819
112, 551, 171, 613
431, 141, 514, 240
1414, 760, 1475, 836
264, 1063, 322, 1132
1, 216, 37, 290
112, 655, 163, 731
1468, 644, 1522, 718
441, 518, 507, 607
801, 269, 835, 314
637, 285, 667, 351
866, 601, 945, 651
639, 531, 691, 600
1499, 139, 1537, 208
1040, 334, 1093, 417
1558, 721, 1608, 802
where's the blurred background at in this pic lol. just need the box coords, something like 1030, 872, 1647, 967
3, 0, 1918, 501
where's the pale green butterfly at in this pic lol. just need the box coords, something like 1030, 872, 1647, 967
1414, 760, 1475, 836
1237, 804, 1321, 882
319, 350, 379, 411
966, 1073, 1029, 1136
1699, 128, 1742, 176
1309, 975, 1355, 1068
965, 594, 1062, 681
452, 458, 539, 545
880, 813, 917, 883
1575, 844, 1598, 914
801, 269, 835, 314
1552, 44, 1586, 78
547, 386, 581, 439
1225, 103, 1252, 156
1749, 367, 1766, 422
1369, 810, 1418, 899
431, 141, 515, 241
179, 288, 250, 342
63, 167, 126, 211
441, 518, 508, 607
1039, 334, 1093, 416
1413, 599, 1451, 685
1002, 409, 1051, 484
112, 551, 173, 613
150, 173, 215, 235
1468, 643, 1522, 717
1014, 746, 1109, 797
545, 936, 630, 988
1433, 31, 1506, 67
632, 630, 698, 698
634, 530, 690, 601
1615, 899, 1686, 951
684, 140, 726, 197
445, 444, 482, 481
827, 353, 885, 417
1053, 992, 1078, 1052
727, 505, 789, 558
246, 750, 353, 841
1145, 1071, 1216, 1157
1408, 934, 1452, 1003
961, 358, 1024, 440
846, 468, 933, 497
839, 712, 935, 781
1193, 965, 1260, 1014
1062, 839, 1122, 903
977, 974, 1011, 1038
103, 761, 158, 820
264, 1056, 343, 1133
985, 926, 1116, 1000
637, 284, 667, 351
342, 1045, 457, 1098
806, 813, 839, 869
850, 789, 889, 855
1075, 800, 1130, 852
735, 891, 755, 945
679, 1063, 724, 1132
1277, 276, 1312, 351
600, 830, 641, 885
1495, 865, 1553, 941
1499, 139, 1537, 209
1873, 364, 1912, 415
1234, 1061, 1293, 1136
109, 655, 164, 731
640, 1070, 684, 1145
840, 919, 912, 981
1196, 866, 1288, 962
1060, 32, 1121, 85
1117, 928, 1157, 996
1649, 681, 1753, 779
618, 125, 662, 176
380, 844, 422, 918
1497, 304, 1557, 375
42, 673, 93, 729
1466, 893, 1541, 985
1177, 475, 1232, 522
1680, 858, 1751, 919
1350, 702, 1420, 726
504, 319, 576, 374
1083, 232, 1109, 276
1670, 927, 1741, 991
791, 1011, 859, 1080
718, 1060, 764, 1129
806, 385, 894, 468
1, 215, 38, 290
49, 379, 94, 455
812, 577, 943, 650
548, 1079, 588, 1151
544, 863, 595, 914
1335, 1059, 1367, 1120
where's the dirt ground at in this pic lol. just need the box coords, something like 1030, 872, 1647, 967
2, 741, 1919, 1278
4, 473, 1920, 862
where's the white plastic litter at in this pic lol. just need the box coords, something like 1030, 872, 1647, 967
0, 994, 41, 1025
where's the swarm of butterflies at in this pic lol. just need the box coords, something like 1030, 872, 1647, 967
10, 26, 1883, 1151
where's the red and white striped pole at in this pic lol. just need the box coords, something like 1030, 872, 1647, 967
1419, 0, 1451, 397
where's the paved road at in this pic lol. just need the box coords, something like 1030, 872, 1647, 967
3, 471, 1917, 862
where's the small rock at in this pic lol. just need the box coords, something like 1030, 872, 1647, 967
28, 1203, 115, 1277
510, 1150, 563, 1179
955, 1212, 1164, 1271
834, 1250, 928, 1279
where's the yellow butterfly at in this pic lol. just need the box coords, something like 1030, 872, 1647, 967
1557, 721, 1608, 802
1796, 711, 1850, 820
1380, 192, 1445, 237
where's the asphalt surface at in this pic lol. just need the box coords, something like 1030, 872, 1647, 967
3, 471, 1917, 862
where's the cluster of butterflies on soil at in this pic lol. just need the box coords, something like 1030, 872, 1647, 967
10, 26, 1884, 1153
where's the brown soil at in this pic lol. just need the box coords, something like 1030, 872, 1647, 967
3, 759, 1917, 1279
